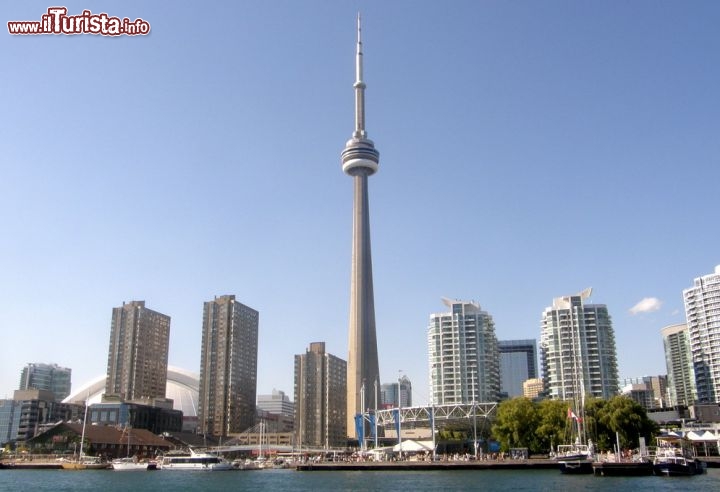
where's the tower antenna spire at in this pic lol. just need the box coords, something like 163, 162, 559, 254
342, 13, 378, 176
354, 12, 366, 139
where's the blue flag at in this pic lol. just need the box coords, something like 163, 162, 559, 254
355, 413, 364, 442
369, 413, 376, 439
393, 408, 400, 438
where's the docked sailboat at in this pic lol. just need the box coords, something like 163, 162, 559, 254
555, 407, 594, 474
111, 427, 156, 471
111, 457, 156, 471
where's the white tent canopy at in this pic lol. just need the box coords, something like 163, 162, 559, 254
686, 431, 719, 442
393, 440, 435, 453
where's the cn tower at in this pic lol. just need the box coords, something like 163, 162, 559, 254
341, 14, 380, 439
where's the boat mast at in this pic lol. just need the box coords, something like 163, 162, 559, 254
79, 396, 89, 459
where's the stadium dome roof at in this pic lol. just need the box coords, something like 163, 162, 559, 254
62, 365, 199, 417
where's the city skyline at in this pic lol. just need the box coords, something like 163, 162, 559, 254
2, 2, 719, 405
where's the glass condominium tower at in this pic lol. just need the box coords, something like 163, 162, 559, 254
428, 298, 500, 404
19, 363, 72, 401
661, 323, 697, 407
683, 265, 720, 403
540, 288, 619, 400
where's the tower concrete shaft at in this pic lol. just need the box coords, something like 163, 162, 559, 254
341, 14, 380, 439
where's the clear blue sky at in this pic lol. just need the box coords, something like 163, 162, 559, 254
1, 1, 718, 404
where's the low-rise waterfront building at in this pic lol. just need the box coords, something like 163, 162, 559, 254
90, 400, 182, 434
25, 422, 171, 458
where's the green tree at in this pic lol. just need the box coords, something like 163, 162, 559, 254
584, 397, 612, 451
596, 396, 658, 450
492, 397, 540, 452
535, 399, 568, 453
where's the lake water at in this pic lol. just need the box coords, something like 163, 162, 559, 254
1, 468, 718, 491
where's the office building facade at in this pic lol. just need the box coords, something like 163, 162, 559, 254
428, 298, 500, 404
540, 288, 619, 400
9, 389, 81, 443
523, 378, 544, 400
380, 375, 412, 408
294, 342, 347, 448
257, 389, 294, 417
198, 295, 259, 437
105, 301, 170, 401
0, 399, 21, 446
621, 375, 668, 410
683, 266, 720, 403
19, 363, 72, 402
498, 339, 538, 399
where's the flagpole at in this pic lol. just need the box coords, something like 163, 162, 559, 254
431, 404, 436, 461
360, 381, 366, 451
374, 378, 379, 450
397, 371, 403, 459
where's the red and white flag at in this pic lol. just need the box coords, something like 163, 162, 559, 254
567, 408, 582, 422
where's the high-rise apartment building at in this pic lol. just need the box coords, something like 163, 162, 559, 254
683, 266, 720, 403
294, 342, 347, 448
342, 16, 381, 438
19, 363, 72, 401
380, 375, 412, 408
105, 301, 170, 401
662, 323, 697, 407
540, 289, 619, 400
198, 295, 259, 437
428, 299, 500, 404
498, 340, 538, 399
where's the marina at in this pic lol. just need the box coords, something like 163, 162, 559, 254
4, 456, 718, 471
